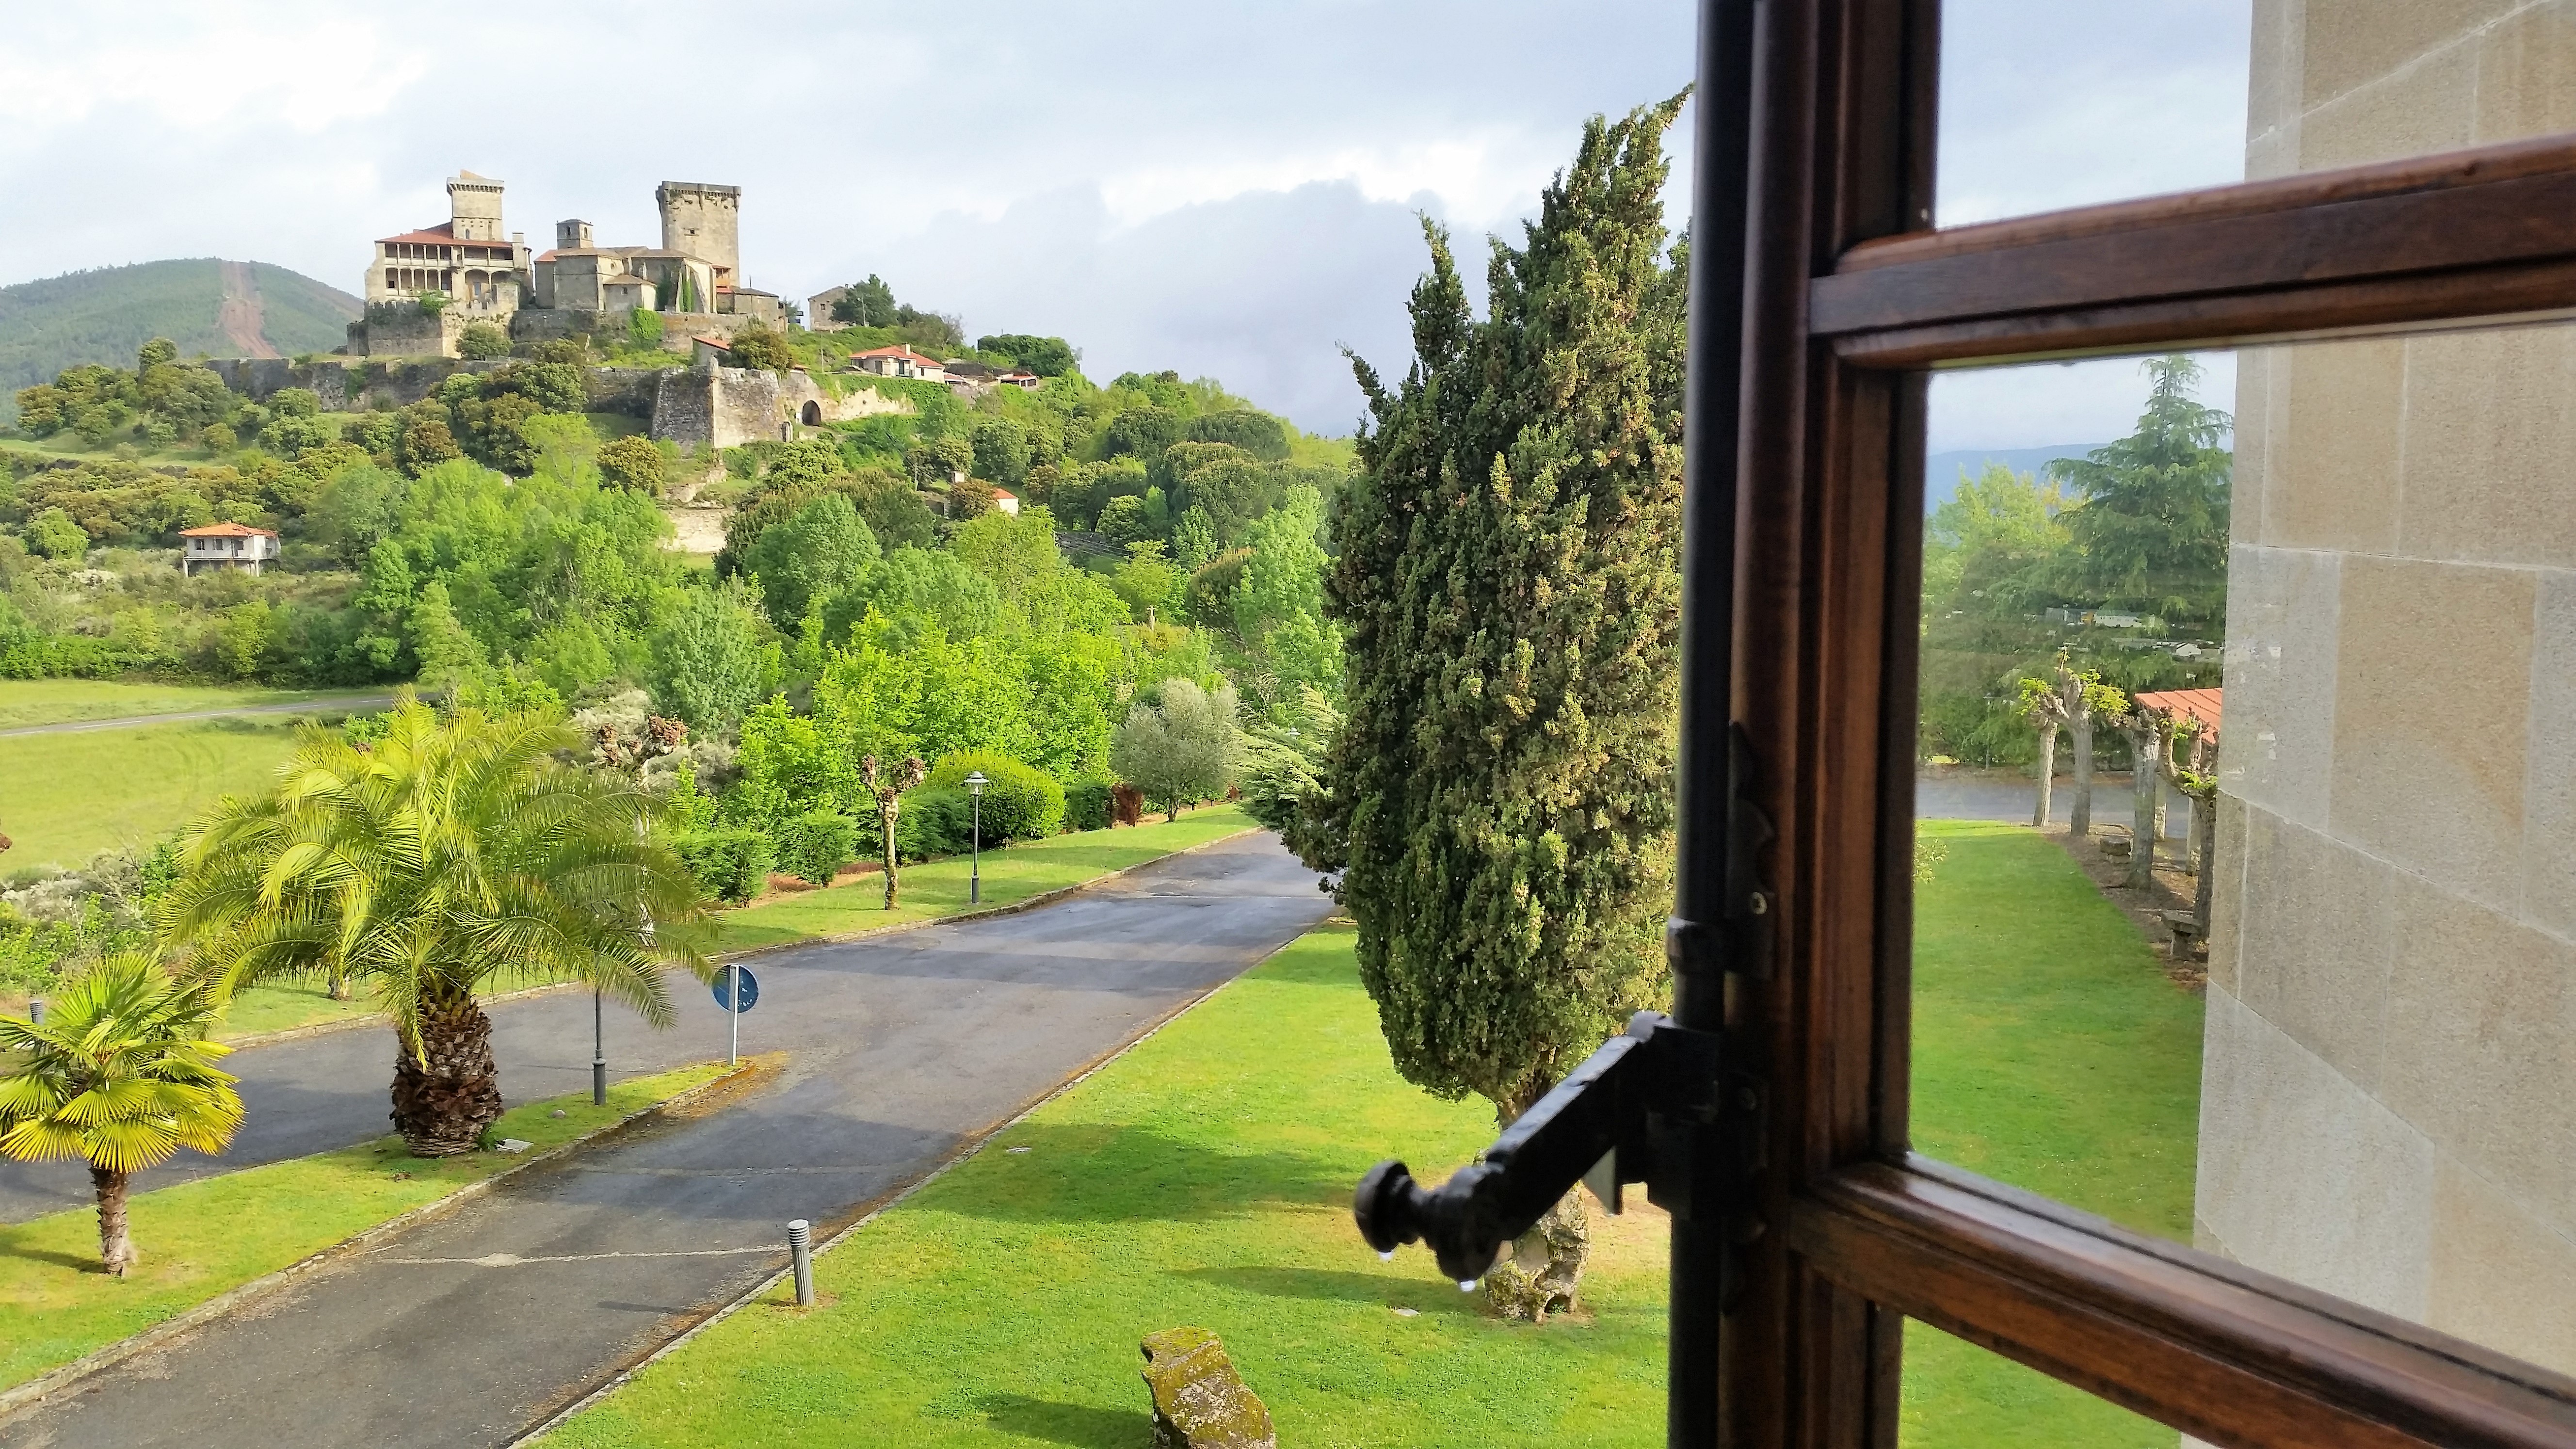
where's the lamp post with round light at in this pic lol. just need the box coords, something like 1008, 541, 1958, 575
965, 771, 987, 903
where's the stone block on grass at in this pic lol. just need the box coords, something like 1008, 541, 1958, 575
1139, 1327, 1275, 1449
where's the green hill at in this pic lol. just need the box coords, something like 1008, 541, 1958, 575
0, 259, 360, 420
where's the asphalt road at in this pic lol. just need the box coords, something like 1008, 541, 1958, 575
1916, 768, 2189, 835
1, 832, 1333, 1449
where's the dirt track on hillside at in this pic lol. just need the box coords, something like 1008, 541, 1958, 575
217, 260, 280, 358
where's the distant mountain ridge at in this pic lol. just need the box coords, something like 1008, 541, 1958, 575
1923, 443, 2105, 515
0, 259, 359, 420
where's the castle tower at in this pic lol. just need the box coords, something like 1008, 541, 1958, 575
556, 218, 594, 250
655, 181, 740, 282
447, 170, 504, 242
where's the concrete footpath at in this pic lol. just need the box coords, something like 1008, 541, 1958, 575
0, 833, 1333, 1449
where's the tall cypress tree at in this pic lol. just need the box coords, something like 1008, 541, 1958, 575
1316, 97, 1687, 1316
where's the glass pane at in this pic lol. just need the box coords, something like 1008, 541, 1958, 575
1914, 319, 2576, 1386
1903, 1319, 2174, 1449
1936, 0, 2576, 228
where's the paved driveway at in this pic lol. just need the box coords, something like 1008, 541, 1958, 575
1, 833, 1333, 1449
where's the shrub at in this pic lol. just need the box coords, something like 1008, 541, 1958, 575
598, 435, 668, 493
457, 322, 511, 360
773, 809, 855, 887
926, 753, 1065, 841
1064, 781, 1113, 833
1110, 783, 1144, 827
675, 827, 774, 905
199, 423, 237, 453
628, 310, 665, 349
894, 787, 973, 863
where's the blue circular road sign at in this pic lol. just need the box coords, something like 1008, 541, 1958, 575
712, 965, 760, 1014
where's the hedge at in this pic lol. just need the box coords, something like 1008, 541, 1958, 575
675, 827, 773, 905
925, 752, 1065, 841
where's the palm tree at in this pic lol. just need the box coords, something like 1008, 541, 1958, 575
161, 697, 715, 1157
0, 952, 243, 1275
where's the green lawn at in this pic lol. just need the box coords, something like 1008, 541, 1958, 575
0, 1061, 736, 1393
538, 924, 1672, 1449
714, 805, 1258, 951
0, 680, 378, 731
543, 821, 2201, 1449
0, 715, 308, 869
1902, 820, 2204, 1448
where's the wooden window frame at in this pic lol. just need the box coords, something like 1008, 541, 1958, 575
1691, 2, 2576, 1446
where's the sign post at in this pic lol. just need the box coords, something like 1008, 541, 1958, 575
712, 963, 760, 1065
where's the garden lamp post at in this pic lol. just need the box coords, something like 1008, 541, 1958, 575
965, 772, 988, 903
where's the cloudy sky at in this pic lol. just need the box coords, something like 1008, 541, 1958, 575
0, 0, 2249, 447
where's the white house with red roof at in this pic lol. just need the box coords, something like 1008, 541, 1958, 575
179, 522, 281, 577
848, 345, 947, 382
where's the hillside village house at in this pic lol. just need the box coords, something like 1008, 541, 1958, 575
178, 522, 279, 576
850, 345, 946, 382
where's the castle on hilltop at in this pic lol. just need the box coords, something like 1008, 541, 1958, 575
350, 172, 784, 357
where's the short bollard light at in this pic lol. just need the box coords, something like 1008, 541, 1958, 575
26, 999, 42, 1027
964, 771, 989, 904
788, 1218, 815, 1307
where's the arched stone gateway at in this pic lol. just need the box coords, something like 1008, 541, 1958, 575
800, 400, 822, 425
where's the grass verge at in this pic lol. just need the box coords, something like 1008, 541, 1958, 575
1902, 819, 2205, 1448
0, 715, 307, 869
536, 924, 1671, 1449
0, 1060, 734, 1395
543, 821, 2202, 1449
712, 805, 1258, 952
0, 681, 373, 731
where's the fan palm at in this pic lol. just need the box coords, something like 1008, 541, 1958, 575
0, 952, 243, 1275
161, 697, 715, 1157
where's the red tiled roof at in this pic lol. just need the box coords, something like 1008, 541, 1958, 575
376, 223, 457, 245
2134, 688, 2222, 734
179, 522, 278, 538
691, 334, 731, 349
850, 345, 938, 362
992, 488, 1017, 500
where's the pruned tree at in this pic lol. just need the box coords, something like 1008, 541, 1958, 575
2015, 660, 2119, 835
2104, 694, 2171, 891
2161, 714, 2221, 945
862, 754, 928, 908
1315, 96, 1688, 1321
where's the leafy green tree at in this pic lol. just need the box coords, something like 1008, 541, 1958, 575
456, 323, 510, 360
598, 435, 667, 493
905, 434, 973, 487
1104, 404, 1180, 461
1168, 507, 1218, 575
1096, 495, 1152, 546
850, 473, 939, 550
1319, 98, 1688, 1316
25, 507, 88, 560
975, 334, 1078, 377
830, 275, 900, 327
1110, 541, 1178, 622
217, 600, 271, 679
135, 338, 179, 371
270, 388, 320, 419
198, 422, 236, 453
397, 407, 461, 474
2048, 354, 2233, 628
1111, 677, 1241, 822
649, 578, 773, 731
0, 953, 242, 1275
163, 701, 715, 1156
1185, 409, 1290, 460
727, 323, 794, 373
406, 580, 486, 696
971, 417, 1032, 487
739, 493, 882, 628
1240, 685, 1342, 843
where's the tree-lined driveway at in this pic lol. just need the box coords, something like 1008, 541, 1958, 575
0, 832, 1332, 1449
